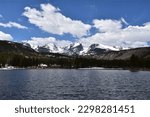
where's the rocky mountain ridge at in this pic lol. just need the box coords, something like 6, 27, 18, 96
0, 40, 150, 61
27, 42, 124, 55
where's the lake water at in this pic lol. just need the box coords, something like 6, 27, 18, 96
0, 69, 150, 100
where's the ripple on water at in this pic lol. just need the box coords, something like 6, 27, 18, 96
0, 69, 150, 99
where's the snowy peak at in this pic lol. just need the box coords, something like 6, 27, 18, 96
43, 43, 58, 52
62, 43, 84, 55
70, 42, 82, 48
26, 41, 130, 55
88, 43, 119, 51
89, 44, 99, 50
68, 43, 83, 54
22, 42, 31, 48
86, 44, 107, 55
36, 43, 64, 53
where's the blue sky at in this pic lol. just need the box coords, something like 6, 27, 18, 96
0, 0, 150, 48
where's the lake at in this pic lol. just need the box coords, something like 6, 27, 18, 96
0, 69, 150, 100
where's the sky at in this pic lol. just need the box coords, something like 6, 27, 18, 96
0, 0, 150, 48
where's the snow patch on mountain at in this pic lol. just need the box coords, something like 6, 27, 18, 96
25, 41, 131, 55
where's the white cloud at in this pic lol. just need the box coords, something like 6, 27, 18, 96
23, 3, 91, 38
0, 31, 13, 41
79, 19, 150, 48
22, 3, 150, 49
25, 18, 150, 49
93, 19, 122, 32
23, 37, 72, 48
0, 21, 28, 29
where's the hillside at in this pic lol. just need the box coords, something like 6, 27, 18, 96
0, 40, 150, 69
0, 40, 38, 56
0, 40, 72, 68
88, 47, 150, 60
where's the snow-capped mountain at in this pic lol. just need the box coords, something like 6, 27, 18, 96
26, 42, 128, 55
24, 43, 63, 53
22, 42, 31, 48
67, 43, 84, 55
37, 43, 59, 53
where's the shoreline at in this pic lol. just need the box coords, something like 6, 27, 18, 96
0, 66, 150, 71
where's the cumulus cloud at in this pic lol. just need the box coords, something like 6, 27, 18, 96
79, 19, 150, 48
22, 3, 150, 49
23, 3, 91, 38
0, 21, 28, 29
24, 18, 150, 49
93, 19, 122, 32
23, 37, 72, 48
0, 31, 13, 41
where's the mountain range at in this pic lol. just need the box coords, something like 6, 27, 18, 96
0, 40, 150, 60
24, 41, 129, 56
0, 40, 150, 68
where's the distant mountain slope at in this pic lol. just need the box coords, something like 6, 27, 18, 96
0, 40, 150, 68
93, 47, 150, 60
0, 40, 37, 56
1, 40, 150, 60
0, 40, 71, 58
0, 40, 72, 68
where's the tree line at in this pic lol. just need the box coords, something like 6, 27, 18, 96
0, 52, 150, 69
